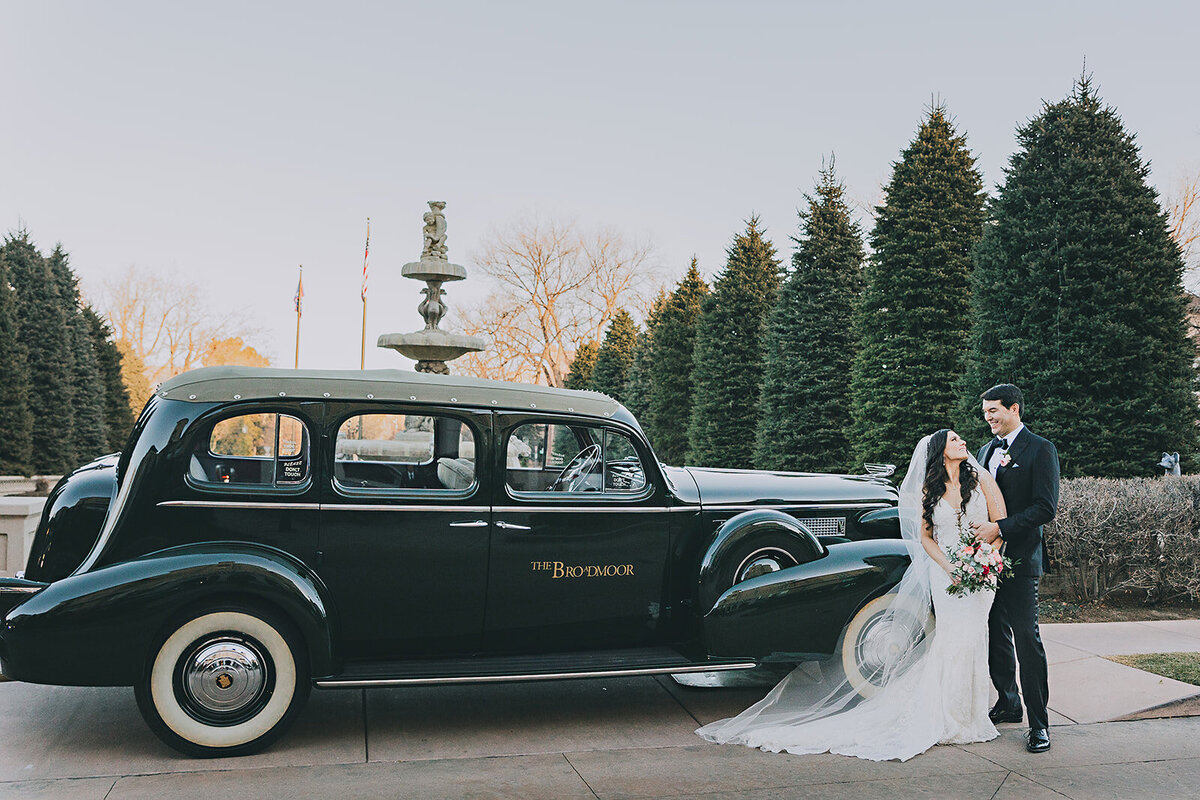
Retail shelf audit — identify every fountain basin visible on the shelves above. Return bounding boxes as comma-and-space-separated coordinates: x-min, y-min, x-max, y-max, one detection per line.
401, 258, 467, 283
378, 329, 485, 362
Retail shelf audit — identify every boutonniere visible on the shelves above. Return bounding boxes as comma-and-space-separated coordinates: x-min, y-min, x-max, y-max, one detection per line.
999, 452, 1013, 467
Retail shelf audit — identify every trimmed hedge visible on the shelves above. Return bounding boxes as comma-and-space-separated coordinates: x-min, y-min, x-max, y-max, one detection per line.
1045, 475, 1200, 603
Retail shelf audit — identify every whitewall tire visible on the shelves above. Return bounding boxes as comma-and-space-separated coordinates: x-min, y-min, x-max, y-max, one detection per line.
135, 607, 310, 757
841, 592, 932, 699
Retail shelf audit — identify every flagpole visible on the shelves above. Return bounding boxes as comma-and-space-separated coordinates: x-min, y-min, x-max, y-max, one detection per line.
360, 218, 370, 370
294, 265, 303, 369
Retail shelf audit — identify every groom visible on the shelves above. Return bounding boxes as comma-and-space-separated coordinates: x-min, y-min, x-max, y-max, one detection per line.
969, 384, 1059, 754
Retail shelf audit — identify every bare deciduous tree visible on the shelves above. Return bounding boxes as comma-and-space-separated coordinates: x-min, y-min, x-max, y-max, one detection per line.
457, 218, 657, 386
95, 267, 264, 388
1168, 171, 1200, 293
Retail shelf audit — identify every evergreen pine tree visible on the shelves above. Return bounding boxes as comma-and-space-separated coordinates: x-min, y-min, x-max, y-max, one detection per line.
0, 250, 33, 475
622, 292, 667, 429
84, 305, 134, 451
961, 77, 1198, 477
688, 218, 782, 468
590, 309, 639, 400
48, 245, 107, 463
2, 231, 78, 474
649, 258, 708, 465
564, 341, 599, 390
848, 106, 986, 470
756, 162, 866, 473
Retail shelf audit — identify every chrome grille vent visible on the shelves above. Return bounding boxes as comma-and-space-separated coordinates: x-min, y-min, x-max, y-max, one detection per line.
795, 517, 846, 537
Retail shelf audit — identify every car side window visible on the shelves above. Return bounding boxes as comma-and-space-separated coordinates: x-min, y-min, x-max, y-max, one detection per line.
506, 422, 645, 495
604, 429, 647, 493
334, 413, 476, 492
192, 412, 310, 487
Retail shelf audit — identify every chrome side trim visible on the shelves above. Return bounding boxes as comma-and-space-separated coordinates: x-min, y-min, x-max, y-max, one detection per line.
314, 661, 758, 689
323, 504, 491, 513
154, 501, 888, 514
700, 503, 891, 512
157, 500, 321, 511
0, 586, 43, 595
156, 501, 491, 513
492, 505, 668, 514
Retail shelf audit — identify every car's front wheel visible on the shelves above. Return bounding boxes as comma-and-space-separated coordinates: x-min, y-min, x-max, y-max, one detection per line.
135, 605, 310, 757
841, 592, 932, 699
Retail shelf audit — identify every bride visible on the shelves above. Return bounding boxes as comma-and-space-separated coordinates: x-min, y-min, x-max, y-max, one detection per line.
697, 429, 1008, 761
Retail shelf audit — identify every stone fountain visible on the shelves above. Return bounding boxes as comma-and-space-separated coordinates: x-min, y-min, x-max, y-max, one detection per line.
377, 201, 484, 374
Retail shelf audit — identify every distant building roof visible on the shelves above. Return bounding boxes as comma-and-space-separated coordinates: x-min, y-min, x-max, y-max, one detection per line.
157, 366, 632, 422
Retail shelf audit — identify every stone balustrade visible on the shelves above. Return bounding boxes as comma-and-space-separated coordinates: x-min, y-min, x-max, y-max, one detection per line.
0, 498, 46, 578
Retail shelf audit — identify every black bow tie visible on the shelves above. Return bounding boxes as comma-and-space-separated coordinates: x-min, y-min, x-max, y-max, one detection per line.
992, 436, 1009, 451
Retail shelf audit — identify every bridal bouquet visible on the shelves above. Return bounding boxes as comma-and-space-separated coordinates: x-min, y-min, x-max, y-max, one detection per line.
945, 524, 1013, 596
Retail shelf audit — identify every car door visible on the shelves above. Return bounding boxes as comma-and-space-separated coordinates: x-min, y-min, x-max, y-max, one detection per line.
484, 413, 671, 653
317, 404, 492, 659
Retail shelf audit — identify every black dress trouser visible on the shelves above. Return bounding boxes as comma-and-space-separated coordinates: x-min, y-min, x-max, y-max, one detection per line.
988, 575, 1049, 730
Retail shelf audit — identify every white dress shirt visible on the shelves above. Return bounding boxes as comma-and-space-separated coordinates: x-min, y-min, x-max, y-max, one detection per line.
987, 423, 1025, 476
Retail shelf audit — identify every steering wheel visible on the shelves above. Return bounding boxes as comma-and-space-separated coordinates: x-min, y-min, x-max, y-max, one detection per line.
548, 444, 602, 492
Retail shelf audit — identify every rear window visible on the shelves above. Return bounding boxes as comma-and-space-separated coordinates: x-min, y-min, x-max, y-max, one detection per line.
190, 413, 310, 487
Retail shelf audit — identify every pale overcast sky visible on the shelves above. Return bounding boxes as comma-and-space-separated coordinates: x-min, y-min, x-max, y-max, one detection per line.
4, 1, 1198, 371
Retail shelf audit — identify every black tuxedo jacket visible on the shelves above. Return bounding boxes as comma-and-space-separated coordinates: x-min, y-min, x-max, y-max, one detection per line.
976, 428, 1060, 577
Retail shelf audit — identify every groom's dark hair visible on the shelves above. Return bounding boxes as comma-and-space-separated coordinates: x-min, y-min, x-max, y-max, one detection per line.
981, 384, 1024, 414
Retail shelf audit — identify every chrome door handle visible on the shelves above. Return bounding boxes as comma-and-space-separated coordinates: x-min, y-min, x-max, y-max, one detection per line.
495, 520, 531, 531
449, 520, 489, 528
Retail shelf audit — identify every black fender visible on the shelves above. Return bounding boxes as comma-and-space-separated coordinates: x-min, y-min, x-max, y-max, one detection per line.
24, 455, 118, 582
1, 543, 336, 686
702, 538, 911, 662
850, 506, 900, 540
697, 509, 826, 613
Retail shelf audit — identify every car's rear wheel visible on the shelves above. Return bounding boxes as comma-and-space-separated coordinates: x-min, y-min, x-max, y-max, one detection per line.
841, 592, 932, 698
135, 605, 310, 757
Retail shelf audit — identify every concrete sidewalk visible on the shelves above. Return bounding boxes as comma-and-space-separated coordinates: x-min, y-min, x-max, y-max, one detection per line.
0, 621, 1196, 799
1041, 619, 1200, 723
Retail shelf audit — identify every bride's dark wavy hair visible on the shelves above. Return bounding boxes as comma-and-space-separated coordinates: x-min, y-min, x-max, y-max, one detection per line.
921, 428, 978, 533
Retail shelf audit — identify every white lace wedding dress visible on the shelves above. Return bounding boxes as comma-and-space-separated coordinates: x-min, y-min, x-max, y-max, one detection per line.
697, 486, 998, 762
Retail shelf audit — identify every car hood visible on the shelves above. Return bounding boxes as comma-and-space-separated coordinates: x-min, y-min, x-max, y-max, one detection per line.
681, 466, 896, 508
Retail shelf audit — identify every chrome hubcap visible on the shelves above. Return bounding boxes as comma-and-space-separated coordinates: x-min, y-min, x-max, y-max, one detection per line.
183, 638, 267, 716
735, 548, 798, 583
855, 613, 924, 686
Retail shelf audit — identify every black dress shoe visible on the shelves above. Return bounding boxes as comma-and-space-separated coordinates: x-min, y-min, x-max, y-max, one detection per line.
989, 704, 1022, 724
1026, 727, 1051, 753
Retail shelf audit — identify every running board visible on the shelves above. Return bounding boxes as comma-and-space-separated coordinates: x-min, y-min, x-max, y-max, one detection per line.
315, 647, 757, 689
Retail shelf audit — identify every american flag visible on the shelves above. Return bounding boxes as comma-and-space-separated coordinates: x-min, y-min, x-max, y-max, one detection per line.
361, 218, 370, 301
294, 268, 304, 316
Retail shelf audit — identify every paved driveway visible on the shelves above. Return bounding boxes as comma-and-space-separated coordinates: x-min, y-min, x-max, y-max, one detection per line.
2, 673, 1199, 799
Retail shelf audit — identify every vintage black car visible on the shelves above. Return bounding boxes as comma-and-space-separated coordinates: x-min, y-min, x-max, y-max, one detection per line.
0, 367, 907, 757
